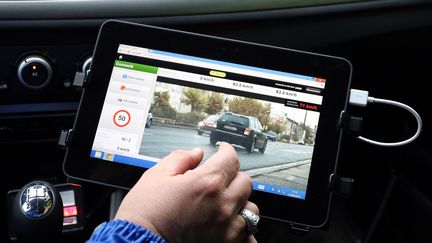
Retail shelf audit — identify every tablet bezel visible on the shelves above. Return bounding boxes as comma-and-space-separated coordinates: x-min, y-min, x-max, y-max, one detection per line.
63, 20, 352, 227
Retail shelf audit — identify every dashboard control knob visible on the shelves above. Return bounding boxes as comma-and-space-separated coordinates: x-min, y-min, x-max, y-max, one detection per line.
81, 57, 92, 74
19, 183, 55, 218
17, 55, 53, 90
12, 181, 63, 242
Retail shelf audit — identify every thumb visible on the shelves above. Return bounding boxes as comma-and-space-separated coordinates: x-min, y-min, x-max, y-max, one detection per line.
153, 148, 204, 176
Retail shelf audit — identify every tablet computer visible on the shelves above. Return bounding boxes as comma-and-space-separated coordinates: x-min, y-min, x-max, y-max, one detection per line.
63, 20, 352, 227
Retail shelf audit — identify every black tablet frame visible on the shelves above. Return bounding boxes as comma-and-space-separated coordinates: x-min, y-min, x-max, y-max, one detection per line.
63, 20, 352, 227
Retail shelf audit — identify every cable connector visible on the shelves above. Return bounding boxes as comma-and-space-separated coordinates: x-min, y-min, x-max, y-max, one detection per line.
338, 111, 362, 136
349, 89, 369, 107
348, 89, 422, 147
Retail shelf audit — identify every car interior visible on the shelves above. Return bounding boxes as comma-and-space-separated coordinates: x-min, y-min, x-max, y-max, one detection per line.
1, 0, 432, 242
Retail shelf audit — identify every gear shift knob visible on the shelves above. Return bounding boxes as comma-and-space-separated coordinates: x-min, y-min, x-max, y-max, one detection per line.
12, 181, 63, 242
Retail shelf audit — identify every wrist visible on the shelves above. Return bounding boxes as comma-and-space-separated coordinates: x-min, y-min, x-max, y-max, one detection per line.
88, 220, 166, 243
115, 211, 163, 239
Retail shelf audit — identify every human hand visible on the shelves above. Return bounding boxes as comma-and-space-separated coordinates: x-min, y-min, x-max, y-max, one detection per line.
115, 142, 259, 243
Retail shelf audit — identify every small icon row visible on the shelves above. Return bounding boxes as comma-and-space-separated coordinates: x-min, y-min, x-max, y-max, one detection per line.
94, 151, 114, 161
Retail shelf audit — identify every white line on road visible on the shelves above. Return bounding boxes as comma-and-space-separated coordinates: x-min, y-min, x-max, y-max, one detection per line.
243, 159, 311, 177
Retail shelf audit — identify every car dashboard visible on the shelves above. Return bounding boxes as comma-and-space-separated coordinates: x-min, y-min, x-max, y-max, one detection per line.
1, 0, 432, 242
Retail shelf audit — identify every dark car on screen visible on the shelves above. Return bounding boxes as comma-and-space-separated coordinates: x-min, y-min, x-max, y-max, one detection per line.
265, 131, 277, 142
210, 113, 267, 153
197, 114, 220, 135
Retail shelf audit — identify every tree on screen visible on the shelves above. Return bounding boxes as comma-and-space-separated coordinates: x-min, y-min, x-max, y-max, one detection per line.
228, 97, 271, 125
258, 103, 272, 129
266, 122, 284, 134
181, 88, 208, 112
205, 92, 225, 115
151, 91, 177, 119
153, 91, 171, 107
299, 123, 314, 144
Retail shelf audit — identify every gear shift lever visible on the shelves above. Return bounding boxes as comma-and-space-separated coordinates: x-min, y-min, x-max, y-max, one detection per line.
11, 181, 63, 242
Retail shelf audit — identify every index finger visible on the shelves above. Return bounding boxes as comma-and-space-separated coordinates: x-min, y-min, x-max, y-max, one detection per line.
195, 142, 240, 186
151, 148, 204, 176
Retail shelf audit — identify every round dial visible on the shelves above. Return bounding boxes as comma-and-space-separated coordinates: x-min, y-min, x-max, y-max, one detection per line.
17, 56, 53, 90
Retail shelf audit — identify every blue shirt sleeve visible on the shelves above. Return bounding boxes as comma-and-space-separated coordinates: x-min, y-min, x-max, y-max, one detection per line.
87, 220, 167, 243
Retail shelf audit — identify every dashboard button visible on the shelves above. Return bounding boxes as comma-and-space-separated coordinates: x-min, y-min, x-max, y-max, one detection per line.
0, 82, 8, 90
17, 56, 53, 90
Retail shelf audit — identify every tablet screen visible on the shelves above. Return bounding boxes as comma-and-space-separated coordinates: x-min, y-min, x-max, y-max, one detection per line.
90, 44, 326, 200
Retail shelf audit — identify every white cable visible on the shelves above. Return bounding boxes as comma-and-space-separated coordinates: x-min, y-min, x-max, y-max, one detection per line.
349, 89, 423, 147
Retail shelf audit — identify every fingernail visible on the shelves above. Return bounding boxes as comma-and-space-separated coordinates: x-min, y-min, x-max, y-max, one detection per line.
218, 142, 229, 148
192, 148, 203, 153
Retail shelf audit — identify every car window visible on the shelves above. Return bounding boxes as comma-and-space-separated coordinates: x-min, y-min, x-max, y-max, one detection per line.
256, 119, 263, 130
208, 115, 219, 121
221, 114, 249, 126
249, 118, 254, 128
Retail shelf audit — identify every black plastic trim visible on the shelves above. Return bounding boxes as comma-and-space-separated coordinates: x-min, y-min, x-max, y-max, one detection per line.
0, 0, 431, 26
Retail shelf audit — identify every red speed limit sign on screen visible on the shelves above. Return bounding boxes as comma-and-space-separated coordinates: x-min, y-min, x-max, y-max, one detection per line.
113, 110, 131, 127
